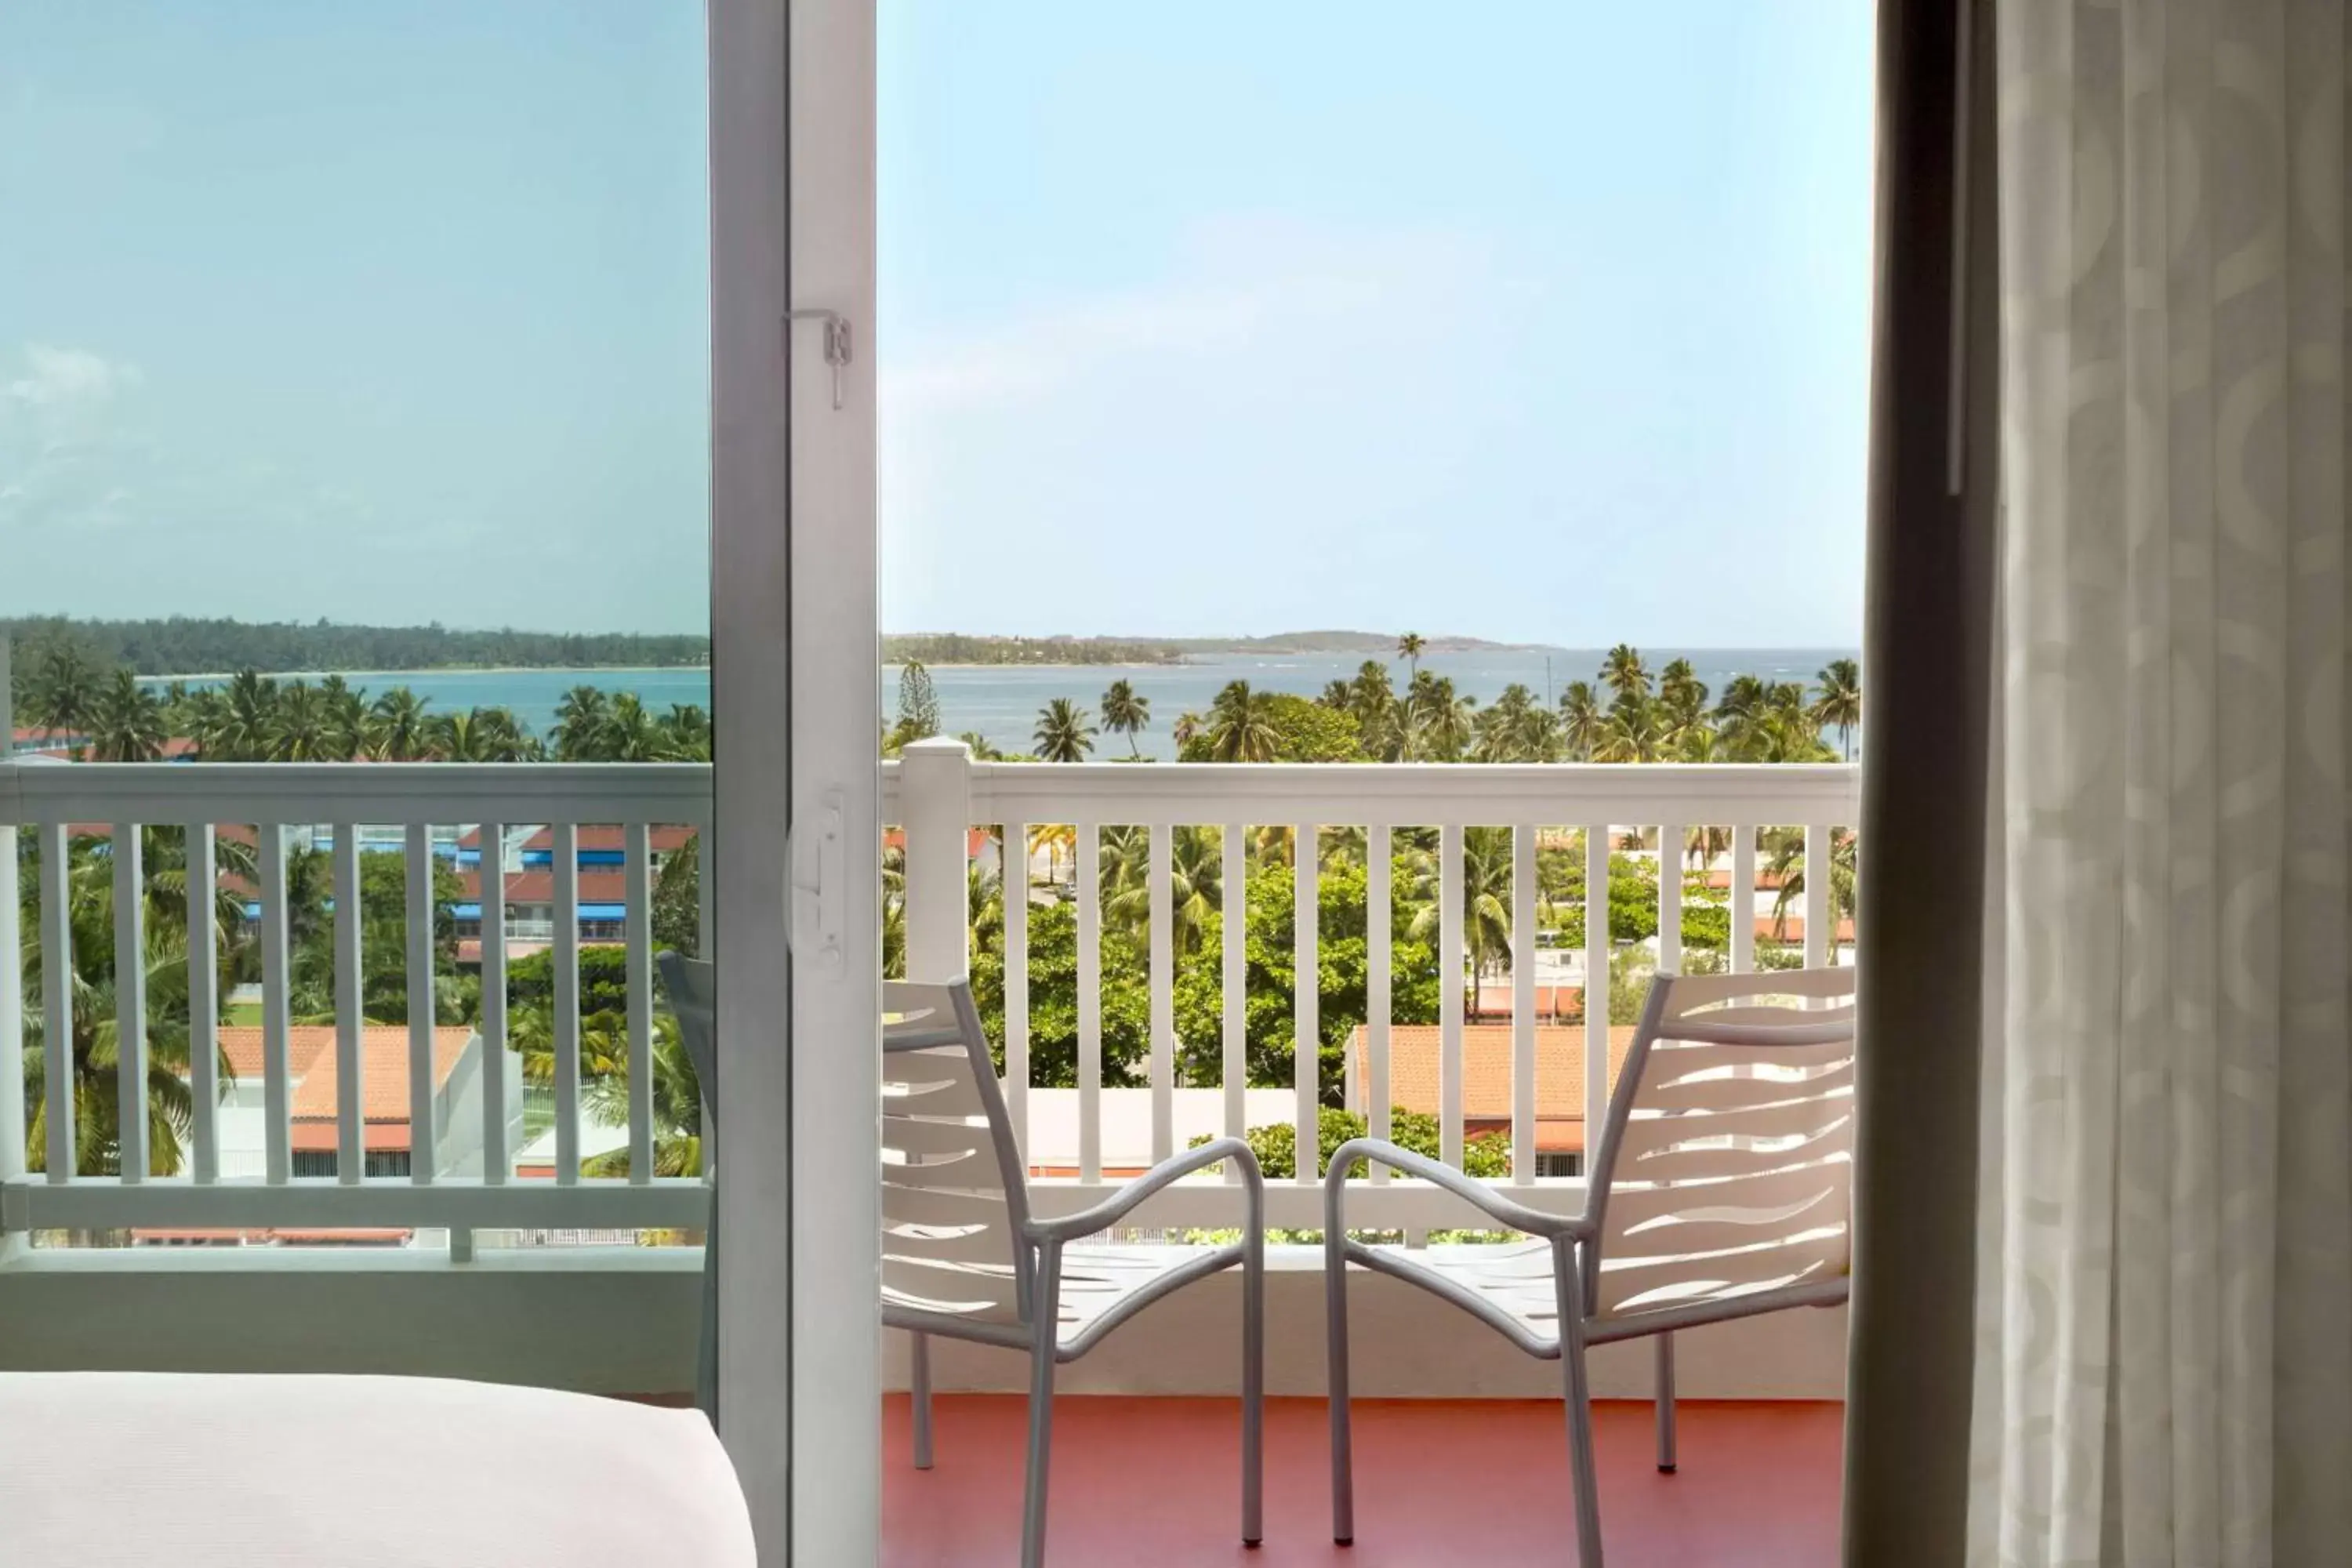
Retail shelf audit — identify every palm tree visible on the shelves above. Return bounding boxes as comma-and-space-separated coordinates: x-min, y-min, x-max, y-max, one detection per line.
430, 706, 528, 763
267, 682, 343, 761
213, 670, 279, 761
18, 826, 252, 1175
551, 685, 613, 760
1559, 681, 1605, 761
1033, 698, 1096, 763
87, 668, 168, 761
1722, 682, 1831, 764
1098, 824, 1223, 956
1100, 681, 1151, 759
1659, 657, 1707, 715
1763, 826, 1859, 946
1396, 632, 1428, 679
602, 693, 666, 762
21, 640, 104, 753
1684, 822, 1734, 869
1713, 674, 1769, 760
1760, 708, 1835, 763
1170, 711, 1203, 751
508, 1008, 707, 1178
967, 856, 1006, 953
1404, 826, 1513, 1019
1469, 686, 1520, 762
1204, 681, 1278, 763
1593, 695, 1665, 763
1343, 660, 1398, 755
1600, 643, 1652, 706
367, 686, 436, 760
1810, 658, 1862, 760
1405, 673, 1475, 761
1026, 823, 1077, 891
1657, 659, 1711, 753
579, 1017, 710, 1178
159, 680, 193, 725
430, 709, 482, 762
318, 674, 368, 759
957, 731, 1004, 761
659, 703, 712, 762
1471, 683, 1559, 763
172, 687, 226, 758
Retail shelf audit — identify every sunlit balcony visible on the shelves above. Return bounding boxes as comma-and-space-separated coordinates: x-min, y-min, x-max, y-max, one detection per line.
2, 742, 1856, 1559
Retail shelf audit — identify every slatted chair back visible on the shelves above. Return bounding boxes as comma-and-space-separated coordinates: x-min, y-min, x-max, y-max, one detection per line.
656, 952, 718, 1168
652, 951, 722, 1422
1581, 967, 1858, 1324
881, 979, 1035, 1330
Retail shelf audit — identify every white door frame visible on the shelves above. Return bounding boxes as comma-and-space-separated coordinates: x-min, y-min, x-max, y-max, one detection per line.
710, 0, 878, 1560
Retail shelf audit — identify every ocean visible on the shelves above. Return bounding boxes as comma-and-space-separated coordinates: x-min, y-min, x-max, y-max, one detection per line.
159, 648, 1856, 760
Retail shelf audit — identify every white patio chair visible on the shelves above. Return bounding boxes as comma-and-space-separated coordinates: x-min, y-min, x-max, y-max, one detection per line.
659, 959, 1265, 1568
1323, 967, 1856, 1566
654, 952, 722, 1421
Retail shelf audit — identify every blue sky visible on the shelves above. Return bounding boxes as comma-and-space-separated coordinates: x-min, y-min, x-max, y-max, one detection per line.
2, 2, 1874, 647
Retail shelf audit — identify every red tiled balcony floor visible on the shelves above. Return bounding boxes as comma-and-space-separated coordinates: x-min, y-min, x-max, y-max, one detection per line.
883, 1394, 1842, 1566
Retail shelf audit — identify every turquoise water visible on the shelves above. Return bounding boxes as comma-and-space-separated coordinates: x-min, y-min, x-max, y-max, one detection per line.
163, 648, 1855, 760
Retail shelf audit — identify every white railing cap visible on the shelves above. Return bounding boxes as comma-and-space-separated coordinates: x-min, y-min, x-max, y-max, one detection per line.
2, 761, 713, 827
916, 759, 1858, 826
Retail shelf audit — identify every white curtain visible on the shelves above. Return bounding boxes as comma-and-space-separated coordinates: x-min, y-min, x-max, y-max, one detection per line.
1982, 3, 2352, 1564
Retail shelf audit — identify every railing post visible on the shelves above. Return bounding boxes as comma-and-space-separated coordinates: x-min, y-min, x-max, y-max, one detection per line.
899, 739, 974, 984
0, 633, 23, 1185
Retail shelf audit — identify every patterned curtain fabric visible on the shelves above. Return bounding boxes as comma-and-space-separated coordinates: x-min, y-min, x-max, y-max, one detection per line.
1981, 4, 2352, 1563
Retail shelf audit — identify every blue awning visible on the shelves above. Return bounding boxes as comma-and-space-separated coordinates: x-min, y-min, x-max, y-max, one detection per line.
245, 900, 336, 918
452, 903, 626, 923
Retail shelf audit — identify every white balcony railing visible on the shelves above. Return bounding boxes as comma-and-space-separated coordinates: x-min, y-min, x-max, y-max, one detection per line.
2, 745, 1857, 1247
0, 760, 713, 1240
886, 739, 1860, 1232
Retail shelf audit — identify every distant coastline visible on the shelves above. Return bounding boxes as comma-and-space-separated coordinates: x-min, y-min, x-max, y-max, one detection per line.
7, 614, 1857, 682
137, 663, 702, 684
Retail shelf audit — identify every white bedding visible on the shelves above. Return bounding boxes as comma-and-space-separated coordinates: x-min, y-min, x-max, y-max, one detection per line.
0, 1373, 757, 1568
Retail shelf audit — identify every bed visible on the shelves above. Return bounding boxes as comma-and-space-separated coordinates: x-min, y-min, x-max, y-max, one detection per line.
0, 1373, 757, 1567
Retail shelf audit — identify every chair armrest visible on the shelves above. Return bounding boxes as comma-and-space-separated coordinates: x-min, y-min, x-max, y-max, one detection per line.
1323, 1138, 1588, 1239
1026, 1138, 1264, 1244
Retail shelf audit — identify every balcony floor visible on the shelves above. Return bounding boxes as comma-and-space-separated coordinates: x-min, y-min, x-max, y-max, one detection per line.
883, 1394, 1842, 1566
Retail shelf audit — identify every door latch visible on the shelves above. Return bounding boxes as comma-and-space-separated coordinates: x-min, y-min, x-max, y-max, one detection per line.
784, 309, 853, 410
786, 788, 847, 975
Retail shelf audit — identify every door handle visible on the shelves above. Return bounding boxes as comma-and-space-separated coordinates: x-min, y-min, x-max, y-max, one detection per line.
786, 789, 846, 974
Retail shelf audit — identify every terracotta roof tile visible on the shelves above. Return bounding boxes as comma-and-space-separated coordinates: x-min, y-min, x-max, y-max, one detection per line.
288, 1026, 474, 1124
881, 826, 997, 857
462, 869, 632, 903
214, 1025, 338, 1084
1350, 1024, 1641, 1153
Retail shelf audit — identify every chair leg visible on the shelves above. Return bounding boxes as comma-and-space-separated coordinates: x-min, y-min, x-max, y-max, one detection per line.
1555, 1243, 1604, 1567
1325, 1232, 1355, 1544
1653, 1331, 1676, 1474
1022, 1247, 1062, 1568
910, 1330, 935, 1471
1242, 1220, 1265, 1547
